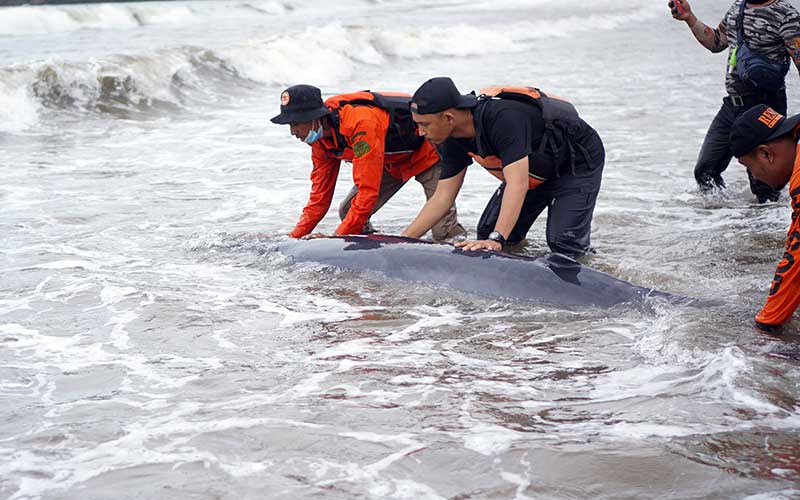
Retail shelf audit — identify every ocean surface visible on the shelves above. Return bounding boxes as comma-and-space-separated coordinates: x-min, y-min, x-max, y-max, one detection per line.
2, 0, 800, 498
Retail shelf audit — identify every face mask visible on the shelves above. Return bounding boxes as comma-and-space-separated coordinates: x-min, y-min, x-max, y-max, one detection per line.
303, 120, 323, 144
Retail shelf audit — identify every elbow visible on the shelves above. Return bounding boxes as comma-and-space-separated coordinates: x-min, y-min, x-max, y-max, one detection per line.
506, 180, 530, 195
428, 195, 451, 215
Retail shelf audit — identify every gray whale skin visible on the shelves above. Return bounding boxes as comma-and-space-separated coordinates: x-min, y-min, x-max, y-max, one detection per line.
276, 234, 675, 308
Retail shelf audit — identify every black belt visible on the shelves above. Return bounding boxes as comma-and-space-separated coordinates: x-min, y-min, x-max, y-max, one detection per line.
725, 89, 784, 107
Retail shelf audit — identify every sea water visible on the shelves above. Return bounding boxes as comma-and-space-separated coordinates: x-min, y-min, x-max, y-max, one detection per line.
1, 1, 799, 498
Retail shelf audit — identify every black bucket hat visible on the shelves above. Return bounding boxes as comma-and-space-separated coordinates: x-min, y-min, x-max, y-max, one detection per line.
730, 104, 800, 157
270, 84, 331, 125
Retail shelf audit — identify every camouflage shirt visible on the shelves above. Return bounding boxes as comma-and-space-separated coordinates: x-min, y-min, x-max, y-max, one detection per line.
721, 0, 800, 95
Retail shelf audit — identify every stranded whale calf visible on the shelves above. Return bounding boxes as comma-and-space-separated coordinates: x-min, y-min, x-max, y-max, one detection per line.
275, 235, 679, 308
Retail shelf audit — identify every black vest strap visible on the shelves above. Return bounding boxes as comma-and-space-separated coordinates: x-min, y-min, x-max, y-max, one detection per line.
475, 92, 591, 178
328, 111, 349, 158
736, 0, 747, 47
327, 92, 424, 158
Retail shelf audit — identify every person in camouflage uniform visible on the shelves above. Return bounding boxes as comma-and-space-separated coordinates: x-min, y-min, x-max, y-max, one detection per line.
670, 0, 800, 202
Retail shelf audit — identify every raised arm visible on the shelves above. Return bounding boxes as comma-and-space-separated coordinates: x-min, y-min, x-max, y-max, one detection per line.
670, 0, 728, 53
780, 8, 800, 79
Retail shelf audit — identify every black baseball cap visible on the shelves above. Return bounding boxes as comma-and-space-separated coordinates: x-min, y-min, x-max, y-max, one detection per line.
410, 77, 478, 115
730, 104, 800, 157
270, 84, 331, 125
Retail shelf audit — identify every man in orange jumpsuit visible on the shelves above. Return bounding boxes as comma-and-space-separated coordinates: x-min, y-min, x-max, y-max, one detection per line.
271, 84, 464, 240
731, 104, 800, 331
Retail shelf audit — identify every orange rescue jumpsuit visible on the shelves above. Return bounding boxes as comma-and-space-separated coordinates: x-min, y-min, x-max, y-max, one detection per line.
756, 127, 800, 326
289, 92, 439, 238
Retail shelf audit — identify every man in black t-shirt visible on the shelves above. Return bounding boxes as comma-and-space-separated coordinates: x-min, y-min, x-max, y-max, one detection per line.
401, 77, 605, 257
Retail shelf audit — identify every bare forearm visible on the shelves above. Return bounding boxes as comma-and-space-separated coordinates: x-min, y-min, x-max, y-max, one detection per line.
402, 195, 452, 238
687, 15, 728, 53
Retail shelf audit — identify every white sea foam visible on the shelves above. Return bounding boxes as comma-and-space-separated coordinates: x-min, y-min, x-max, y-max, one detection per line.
338, 432, 424, 475
30, 259, 101, 271
589, 363, 699, 402
386, 480, 446, 500
98, 285, 138, 306
0, 0, 654, 38
0, 298, 32, 316
0, 2, 191, 36
0, 0, 663, 124
499, 471, 536, 500
256, 289, 378, 325
220, 24, 380, 87
315, 337, 376, 359
509, 8, 659, 41
105, 310, 138, 351
744, 490, 800, 500
601, 421, 700, 439
701, 346, 783, 414
1, 323, 87, 361
289, 372, 331, 399
374, 8, 658, 60
0, 82, 39, 133
0, 323, 38, 337
373, 24, 519, 59
0, 1, 292, 36
386, 305, 464, 343
462, 422, 524, 456
42, 282, 95, 303
389, 374, 437, 385
3, 413, 282, 500
211, 328, 238, 349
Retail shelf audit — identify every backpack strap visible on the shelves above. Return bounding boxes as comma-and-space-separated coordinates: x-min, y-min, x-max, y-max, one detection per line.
476, 87, 595, 178
325, 92, 383, 157
367, 93, 401, 149
327, 109, 349, 157
736, 0, 747, 48
327, 92, 422, 156
472, 98, 496, 159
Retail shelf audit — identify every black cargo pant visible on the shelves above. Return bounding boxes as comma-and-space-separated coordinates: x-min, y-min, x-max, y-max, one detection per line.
477, 142, 605, 257
694, 89, 787, 202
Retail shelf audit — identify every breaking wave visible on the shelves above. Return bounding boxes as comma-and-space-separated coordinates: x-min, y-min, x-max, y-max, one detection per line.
0, 2, 659, 132
0, 1, 289, 36
0, 47, 245, 128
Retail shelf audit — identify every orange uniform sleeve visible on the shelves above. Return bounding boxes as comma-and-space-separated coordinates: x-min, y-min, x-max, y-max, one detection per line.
755, 178, 800, 326
335, 107, 388, 235
289, 143, 341, 238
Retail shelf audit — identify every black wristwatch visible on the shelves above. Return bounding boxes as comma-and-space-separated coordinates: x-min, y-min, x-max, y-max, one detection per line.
487, 231, 506, 246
